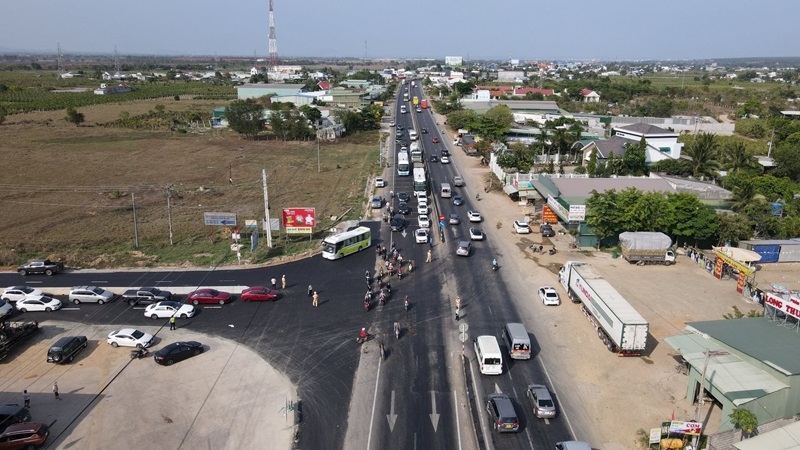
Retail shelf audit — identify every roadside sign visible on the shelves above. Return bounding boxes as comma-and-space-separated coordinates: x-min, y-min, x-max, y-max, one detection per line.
283, 208, 316, 235
439, 221, 445, 228
439, 215, 445, 222
204, 212, 237, 226
244, 220, 258, 230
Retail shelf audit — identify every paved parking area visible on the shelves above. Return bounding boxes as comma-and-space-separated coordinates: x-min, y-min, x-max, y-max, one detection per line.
1, 322, 296, 450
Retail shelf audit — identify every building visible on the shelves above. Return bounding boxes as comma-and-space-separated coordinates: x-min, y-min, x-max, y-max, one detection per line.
340, 79, 372, 89
581, 89, 600, 102
580, 123, 683, 165
666, 315, 800, 433
511, 87, 554, 97
461, 99, 562, 116
93, 83, 132, 95
236, 83, 306, 100
319, 88, 365, 109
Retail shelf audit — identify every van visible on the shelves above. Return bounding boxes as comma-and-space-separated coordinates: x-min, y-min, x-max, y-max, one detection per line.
486, 393, 519, 433
502, 323, 531, 360
473, 335, 503, 375
555, 441, 592, 450
440, 183, 452, 198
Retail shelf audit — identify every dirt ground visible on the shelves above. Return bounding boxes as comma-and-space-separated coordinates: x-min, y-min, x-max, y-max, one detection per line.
0, 100, 379, 268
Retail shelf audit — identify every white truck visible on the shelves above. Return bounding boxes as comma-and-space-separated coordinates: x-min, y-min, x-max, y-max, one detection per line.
619, 232, 676, 265
558, 261, 649, 355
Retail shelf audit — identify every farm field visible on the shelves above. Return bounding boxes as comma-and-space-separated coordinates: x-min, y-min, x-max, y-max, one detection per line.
0, 99, 379, 269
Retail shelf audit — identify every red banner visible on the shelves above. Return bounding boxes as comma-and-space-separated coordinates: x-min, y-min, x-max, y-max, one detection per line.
282, 208, 316, 234
542, 205, 558, 224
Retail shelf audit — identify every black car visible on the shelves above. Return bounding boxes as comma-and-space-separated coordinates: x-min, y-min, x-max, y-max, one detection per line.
541, 224, 555, 237
397, 124, 404, 130
421, 128, 428, 134
430, 154, 439, 162
398, 202, 410, 215
397, 192, 410, 203
47, 336, 88, 364
153, 341, 204, 366
441, 149, 450, 157
0, 404, 31, 432
390, 214, 405, 232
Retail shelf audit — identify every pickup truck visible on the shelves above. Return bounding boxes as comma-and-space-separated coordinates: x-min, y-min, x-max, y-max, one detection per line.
121, 287, 173, 306
17, 259, 64, 276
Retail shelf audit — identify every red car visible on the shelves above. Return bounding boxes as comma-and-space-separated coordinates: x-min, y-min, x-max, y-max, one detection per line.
187, 288, 232, 305
241, 286, 279, 302
432, 137, 439, 143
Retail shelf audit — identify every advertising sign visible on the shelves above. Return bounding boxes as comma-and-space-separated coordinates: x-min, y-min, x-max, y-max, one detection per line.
445, 56, 463, 67
668, 420, 702, 436
282, 208, 316, 235
765, 293, 800, 321
204, 212, 237, 226
542, 205, 558, 224
568, 205, 586, 222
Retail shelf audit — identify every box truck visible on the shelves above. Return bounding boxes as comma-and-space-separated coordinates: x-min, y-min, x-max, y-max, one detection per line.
619, 232, 676, 265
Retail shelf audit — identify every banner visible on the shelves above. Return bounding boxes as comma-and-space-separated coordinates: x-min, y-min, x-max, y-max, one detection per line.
669, 420, 702, 436
282, 208, 315, 235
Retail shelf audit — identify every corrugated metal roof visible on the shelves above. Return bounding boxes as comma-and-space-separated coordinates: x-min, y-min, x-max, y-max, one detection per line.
614, 123, 676, 135
740, 240, 800, 246
733, 420, 800, 450
688, 318, 800, 375
551, 177, 676, 199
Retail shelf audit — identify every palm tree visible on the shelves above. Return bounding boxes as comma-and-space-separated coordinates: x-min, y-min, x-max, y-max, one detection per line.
684, 133, 721, 179
730, 181, 756, 212
723, 141, 757, 173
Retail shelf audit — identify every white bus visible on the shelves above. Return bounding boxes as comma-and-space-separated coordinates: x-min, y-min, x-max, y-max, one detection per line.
397, 151, 410, 176
474, 335, 503, 375
409, 130, 418, 141
321, 226, 372, 260
400, 105, 407, 114
413, 168, 427, 196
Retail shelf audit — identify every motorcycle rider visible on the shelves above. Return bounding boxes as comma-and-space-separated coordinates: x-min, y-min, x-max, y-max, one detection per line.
492, 258, 498, 270
359, 328, 367, 343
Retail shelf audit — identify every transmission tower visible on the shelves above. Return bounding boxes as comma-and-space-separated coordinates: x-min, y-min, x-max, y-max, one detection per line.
57, 43, 64, 77
268, 0, 279, 72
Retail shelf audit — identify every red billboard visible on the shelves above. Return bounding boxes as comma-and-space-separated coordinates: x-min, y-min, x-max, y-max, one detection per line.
282, 208, 316, 234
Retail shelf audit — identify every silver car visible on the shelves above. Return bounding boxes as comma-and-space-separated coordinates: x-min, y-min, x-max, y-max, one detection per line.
69, 286, 115, 304
453, 176, 464, 187
449, 213, 460, 225
526, 384, 557, 418
371, 196, 383, 209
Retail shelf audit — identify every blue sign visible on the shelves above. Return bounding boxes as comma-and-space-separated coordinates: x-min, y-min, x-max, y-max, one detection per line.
439, 221, 446, 228
204, 212, 237, 226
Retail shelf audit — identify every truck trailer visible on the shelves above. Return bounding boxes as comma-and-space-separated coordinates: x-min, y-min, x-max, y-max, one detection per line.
619, 232, 675, 265
558, 261, 649, 355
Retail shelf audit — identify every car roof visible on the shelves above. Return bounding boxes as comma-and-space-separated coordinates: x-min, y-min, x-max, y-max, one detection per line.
541, 287, 557, 292
1, 422, 43, 435
113, 328, 139, 335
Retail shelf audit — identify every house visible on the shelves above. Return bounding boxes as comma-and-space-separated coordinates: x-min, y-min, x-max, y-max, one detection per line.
93, 83, 132, 95
317, 81, 331, 91
581, 123, 683, 164
511, 87, 554, 97
581, 89, 600, 102
340, 79, 372, 89
236, 83, 307, 100
319, 88, 365, 109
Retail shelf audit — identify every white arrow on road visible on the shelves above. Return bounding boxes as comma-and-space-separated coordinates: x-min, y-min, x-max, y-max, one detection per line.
429, 391, 440, 432
401, 229, 407, 238
387, 390, 398, 431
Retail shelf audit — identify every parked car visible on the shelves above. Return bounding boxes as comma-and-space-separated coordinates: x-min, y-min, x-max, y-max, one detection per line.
469, 227, 484, 241
371, 196, 383, 209
47, 336, 88, 364
0, 405, 31, 438
417, 215, 431, 228
1, 286, 43, 303
513, 220, 531, 234
241, 286, 279, 302
107, 328, 154, 348
449, 213, 460, 225
417, 203, 429, 215
453, 176, 464, 187
144, 301, 196, 320
397, 192, 410, 202
538, 287, 561, 306
441, 156, 450, 164
16, 296, 61, 313
0, 300, 12, 320
453, 195, 464, 206
432, 137, 439, 143
187, 289, 232, 305
375, 177, 385, 188
541, 223, 555, 237
467, 210, 482, 222
153, 341, 204, 366
486, 393, 520, 433
0, 422, 49, 449
415, 228, 429, 244
69, 286, 115, 304
526, 384, 557, 418
389, 121, 395, 127
417, 192, 428, 204
456, 241, 472, 257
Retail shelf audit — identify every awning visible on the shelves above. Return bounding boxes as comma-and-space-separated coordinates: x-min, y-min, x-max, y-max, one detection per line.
503, 185, 519, 195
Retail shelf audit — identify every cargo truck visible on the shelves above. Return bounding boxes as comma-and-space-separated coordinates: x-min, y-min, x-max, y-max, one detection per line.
619, 232, 676, 265
421, 99, 428, 109
413, 96, 419, 106
558, 261, 649, 355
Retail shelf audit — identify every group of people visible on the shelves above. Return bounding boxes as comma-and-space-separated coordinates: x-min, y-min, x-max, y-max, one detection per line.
686, 246, 714, 273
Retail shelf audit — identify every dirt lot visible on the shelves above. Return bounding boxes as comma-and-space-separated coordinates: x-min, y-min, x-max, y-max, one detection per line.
0, 100, 379, 268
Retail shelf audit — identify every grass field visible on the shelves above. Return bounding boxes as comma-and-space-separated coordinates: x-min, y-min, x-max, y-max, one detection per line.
0, 99, 379, 269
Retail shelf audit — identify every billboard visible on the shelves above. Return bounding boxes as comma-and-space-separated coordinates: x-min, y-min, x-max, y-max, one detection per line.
282, 208, 316, 235
203, 212, 237, 226
445, 56, 463, 67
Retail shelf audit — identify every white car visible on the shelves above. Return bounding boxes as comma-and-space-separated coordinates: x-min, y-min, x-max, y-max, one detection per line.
469, 227, 484, 241
538, 287, 561, 306
0, 300, 12, 320
16, 296, 62, 313
453, 176, 464, 187
69, 286, 115, 304
441, 156, 451, 164
417, 203, 429, 215
513, 220, 531, 234
467, 210, 482, 222
418, 215, 431, 228
107, 328, 154, 348
2, 286, 43, 303
415, 228, 430, 244
416, 192, 428, 204
376, 177, 385, 188
144, 301, 196, 320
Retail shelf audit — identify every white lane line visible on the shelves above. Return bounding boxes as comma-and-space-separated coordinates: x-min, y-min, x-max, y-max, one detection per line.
453, 390, 462, 450
366, 351, 383, 450
60, 307, 80, 311
203, 306, 223, 309
90, 280, 108, 284
24, 281, 43, 284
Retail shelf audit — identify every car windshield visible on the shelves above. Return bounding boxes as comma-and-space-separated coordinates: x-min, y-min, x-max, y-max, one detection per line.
92, 287, 104, 294
131, 330, 144, 339
21, 287, 34, 294
539, 398, 555, 408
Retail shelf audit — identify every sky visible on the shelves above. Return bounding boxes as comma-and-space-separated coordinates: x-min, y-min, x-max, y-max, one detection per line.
1, 0, 798, 61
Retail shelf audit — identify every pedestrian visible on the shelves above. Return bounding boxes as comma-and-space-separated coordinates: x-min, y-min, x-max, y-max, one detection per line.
271, 277, 277, 290
397, 254, 403, 264
53, 382, 60, 400
282, 275, 286, 290
428, 235, 433, 248
426, 249, 432, 263
308, 285, 313, 297
169, 316, 176, 330
456, 296, 461, 310
312, 291, 319, 308
538, 245, 543, 253
23, 390, 30, 408
455, 306, 460, 321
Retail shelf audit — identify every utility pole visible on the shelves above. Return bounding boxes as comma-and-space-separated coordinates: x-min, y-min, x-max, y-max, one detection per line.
132, 193, 139, 249
262, 169, 273, 248
317, 137, 321, 173
166, 185, 174, 245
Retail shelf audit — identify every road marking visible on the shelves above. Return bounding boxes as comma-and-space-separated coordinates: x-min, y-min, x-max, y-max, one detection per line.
203, 306, 222, 309
90, 280, 108, 284
429, 391, 439, 432
366, 351, 383, 450
218, 280, 236, 282
61, 307, 80, 311
386, 390, 398, 432
24, 281, 43, 284
453, 390, 462, 450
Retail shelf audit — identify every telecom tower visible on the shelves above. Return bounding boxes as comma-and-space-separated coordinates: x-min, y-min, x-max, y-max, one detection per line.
268, 0, 278, 72
56, 43, 64, 77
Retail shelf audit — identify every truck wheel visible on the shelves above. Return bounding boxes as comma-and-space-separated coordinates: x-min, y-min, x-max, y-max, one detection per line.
597, 329, 604, 340
18, 270, 27, 276
45, 269, 54, 276
607, 342, 616, 352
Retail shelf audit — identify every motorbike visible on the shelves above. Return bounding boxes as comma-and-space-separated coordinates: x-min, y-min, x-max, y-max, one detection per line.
357, 331, 368, 344
475, 193, 480, 201
548, 247, 557, 255
364, 298, 370, 311
130, 348, 150, 359
492, 260, 498, 271
404, 296, 410, 311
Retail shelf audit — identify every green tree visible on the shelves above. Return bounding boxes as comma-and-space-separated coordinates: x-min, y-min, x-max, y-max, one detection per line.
651, 159, 690, 176
729, 408, 758, 439
64, 106, 85, 127
446, 110, 478, 131
716, 213, 753, 246
772, 132, 800, 181
586, 189, 625, 245
484, 104, 514, 128
663, 192, 719, 245
587, 148, 597, 177
684, 133, 721, 179
298, 105, 322, 124
623, 137, 649, 176
722, 140, 758, 173
736, 99, 764, 118
751, 175, 797, 202
730, 181, 756, 212
225, 98, 265, 139
451, 81, 476, 98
